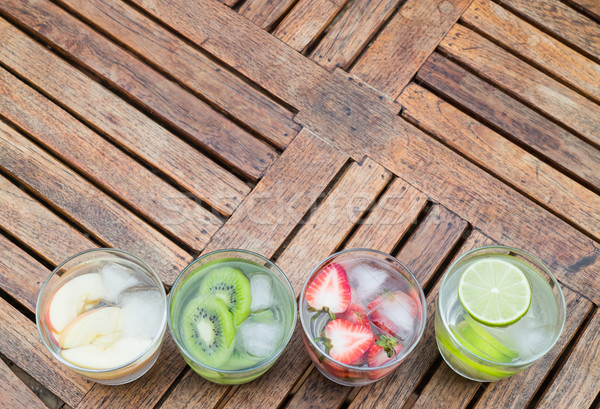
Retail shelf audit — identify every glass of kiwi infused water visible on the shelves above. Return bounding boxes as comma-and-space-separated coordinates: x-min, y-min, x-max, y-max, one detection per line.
168, 249, 297, 384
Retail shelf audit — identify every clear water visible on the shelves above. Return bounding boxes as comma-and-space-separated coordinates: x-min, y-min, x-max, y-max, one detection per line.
302, 257, 423, 368
171, 259, 293, 370
440, 254, 560, 363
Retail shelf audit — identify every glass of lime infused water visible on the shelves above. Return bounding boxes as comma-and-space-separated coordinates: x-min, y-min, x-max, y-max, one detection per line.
168, 249, 297, 384
435, 246, 566, 382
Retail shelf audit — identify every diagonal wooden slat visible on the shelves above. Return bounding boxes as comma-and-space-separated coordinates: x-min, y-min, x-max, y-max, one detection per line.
0, 0, 277, 181
239, 0, 296, 30
57, 0, 300, 149
0, 66, 222, 252
0, 359, 46, 409
350, 0, 474, 98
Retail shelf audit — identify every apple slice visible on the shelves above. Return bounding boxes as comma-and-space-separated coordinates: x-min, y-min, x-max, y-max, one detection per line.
59, 307, 121, 349
61, 337, 152, 369
46, 273, 105, 333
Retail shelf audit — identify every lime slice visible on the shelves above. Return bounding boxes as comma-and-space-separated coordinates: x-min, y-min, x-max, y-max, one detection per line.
463, 314, 518, 359
458, 258, 531, 326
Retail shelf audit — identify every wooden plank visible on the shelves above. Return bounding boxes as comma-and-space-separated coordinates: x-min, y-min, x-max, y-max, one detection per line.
348, 231, 495, 409
413, 287, 592, 409
0, 17, 249, 216
239, 0, 295, 30
0, 359, 46, 409
350, 0, 473, 98
0, 297, 93, 406
345, 178, 428, 252
58, 0, 299, 150
416, 53, 600, 191
0, 174, 96, 267
399, 83, 600, 240
535, 309, 600, 409
285, 368, 349, 409
0, 121, 191, 284
0, 234, 56, 312
0, 67, 221, 253
500, 0, 600, 61
563, 0, 600, 21
81, 129, 349, 408
461, 0, 600, 102
273, 0, 344, 52
0, 0, 277, 182
275, 158, 392, 294
133, 0, 600, 304
309, 0, 402, 71
438, 24, 600, 145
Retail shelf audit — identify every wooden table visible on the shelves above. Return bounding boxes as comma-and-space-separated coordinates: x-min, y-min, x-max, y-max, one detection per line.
1, 0, 599, 408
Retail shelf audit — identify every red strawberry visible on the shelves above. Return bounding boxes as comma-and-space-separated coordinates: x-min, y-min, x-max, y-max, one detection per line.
338, 297, 370, 328
367, 334, 403, 367
322, 319, 373, 365
368, 291, 418, 339
306, 263, 351, 319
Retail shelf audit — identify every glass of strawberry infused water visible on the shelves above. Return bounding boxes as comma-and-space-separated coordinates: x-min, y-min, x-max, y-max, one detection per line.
36, 249, 167, 384
299, 249, 427, 386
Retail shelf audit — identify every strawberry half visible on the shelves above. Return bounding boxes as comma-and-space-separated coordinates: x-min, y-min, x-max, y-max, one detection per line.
322, 319, 373, 365
306, 263, 351, 319
368, 291, 418, 339
338, 292, 370, 328
367, 334, 403, 367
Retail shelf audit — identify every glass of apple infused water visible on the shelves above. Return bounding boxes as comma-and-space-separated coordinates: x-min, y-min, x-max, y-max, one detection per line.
37, 249, 167, 385
168, 249, 297, 385
435, 246, 566, 382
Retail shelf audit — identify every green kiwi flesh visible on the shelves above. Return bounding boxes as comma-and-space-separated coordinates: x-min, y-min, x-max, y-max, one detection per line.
198, 267, 251, 326
181, 296, 236, 367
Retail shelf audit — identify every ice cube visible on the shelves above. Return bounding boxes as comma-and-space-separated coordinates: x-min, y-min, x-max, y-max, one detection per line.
347, 262, 389, 304
368, 291, 417, 341
236, 317, 283, 358
100, 262, 140, 303
119, 289, 165, 339
250, 274, 273, 312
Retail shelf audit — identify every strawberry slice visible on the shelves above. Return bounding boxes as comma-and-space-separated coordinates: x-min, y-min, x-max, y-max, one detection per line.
368, 291, 418, 339
306, 263, 351, 319
321, 319, 373, 365
338, 291, 370, 328
367, 334, 403, 367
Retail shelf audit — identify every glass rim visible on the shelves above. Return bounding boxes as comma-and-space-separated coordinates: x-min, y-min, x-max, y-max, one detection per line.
36, 248, 168, 374
438, 245, 567, 367
299, 248, 428, 372
167, 248, 298, 374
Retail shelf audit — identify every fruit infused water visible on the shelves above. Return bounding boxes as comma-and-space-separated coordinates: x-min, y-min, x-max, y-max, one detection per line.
37, 249, 167, 385
169, 250, 296, 384
299, 249, 427, 386
435, 246, 566, 382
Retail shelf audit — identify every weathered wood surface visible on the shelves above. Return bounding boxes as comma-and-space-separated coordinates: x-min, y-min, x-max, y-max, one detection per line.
0, 358, 47, 409
1, 0, 599, 407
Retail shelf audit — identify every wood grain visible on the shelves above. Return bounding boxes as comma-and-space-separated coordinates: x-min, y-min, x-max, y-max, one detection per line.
0, 350, 49, 409
350, 0, 473, 98
57, 0, 299, 150
0, 296, 93, 407
0, 66, 222, 252
348, 231, 495, 409
310, 0, 403, 71
399, 83, 600, 240
0, 234, 55, 312
462, 0, 600, 101
563, 0, 600, 21
0, 121, 191, 284
345, 178, 428, 252
273, 0, 344, 52
416, 53, 600, 191
535, 308, 600, 409
239, 0, 296, 30
500, 0, 600, 61
0, 0, 277, 181
0, 174, 96, 267
438, 24, 600, 144
0, 17, 249, 216
413, 286, 592, 409
132, 0, 600, 304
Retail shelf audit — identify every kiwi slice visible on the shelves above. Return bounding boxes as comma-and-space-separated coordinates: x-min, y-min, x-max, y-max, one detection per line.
199, 267, 251, 326
181, 296, 236, 367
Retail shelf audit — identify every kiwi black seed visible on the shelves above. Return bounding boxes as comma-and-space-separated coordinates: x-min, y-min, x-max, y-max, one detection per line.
181, 296, 235, 367
198, 267, 251, 326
